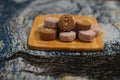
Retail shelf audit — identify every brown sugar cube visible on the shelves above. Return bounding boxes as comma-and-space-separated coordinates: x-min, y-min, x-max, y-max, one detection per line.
39, 28, 56, 41
58, 14, 75, 31
76, 20, 91, 30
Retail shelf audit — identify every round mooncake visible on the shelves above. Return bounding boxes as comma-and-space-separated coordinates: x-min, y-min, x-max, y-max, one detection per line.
39, 28, 56, 41
59, 31, 76, 42
58, 14, 75, 31
44, 17, 59, 29
76, 20, 91, 30
91, 25, 100, 36
78, 30, 96, 42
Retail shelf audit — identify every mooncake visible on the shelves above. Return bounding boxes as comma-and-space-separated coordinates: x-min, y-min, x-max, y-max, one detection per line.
78, 30, 96, 42
59, 31, 76, 42
44, 17, 59, 29
58, 14, 75, 31
76, 20, 91, 30
91, 25, 100, 36
39, 28, 56, 41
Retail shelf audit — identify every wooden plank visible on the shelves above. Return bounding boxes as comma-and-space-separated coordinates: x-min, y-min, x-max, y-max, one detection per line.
28, 15, 104, 51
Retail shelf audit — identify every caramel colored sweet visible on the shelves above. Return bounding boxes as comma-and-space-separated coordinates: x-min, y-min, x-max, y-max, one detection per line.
58, 14, 75, 31
39, 28, 56, 41
76, 20, 91, 30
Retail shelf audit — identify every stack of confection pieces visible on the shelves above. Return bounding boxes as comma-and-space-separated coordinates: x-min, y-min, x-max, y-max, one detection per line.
38, 14, 100, 42
58, 14, 76, 42
39, 17, 59, 41
76, 20, 100, 42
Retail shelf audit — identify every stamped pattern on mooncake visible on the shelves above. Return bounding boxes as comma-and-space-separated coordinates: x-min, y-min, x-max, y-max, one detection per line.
58, 14, 75, 31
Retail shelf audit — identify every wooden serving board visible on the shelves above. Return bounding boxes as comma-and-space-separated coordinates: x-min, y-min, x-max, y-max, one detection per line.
28, 15, 104, 51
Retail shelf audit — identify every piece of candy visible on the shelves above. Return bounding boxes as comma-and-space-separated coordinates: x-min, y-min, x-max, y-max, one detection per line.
58, 14, 75, 31
59, 31, 76, 42
91, 25, 100, 36
39, 28, 56, 41
76, 20, 91, 30
44, 17, 59, 29
78, 30, 96, 42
